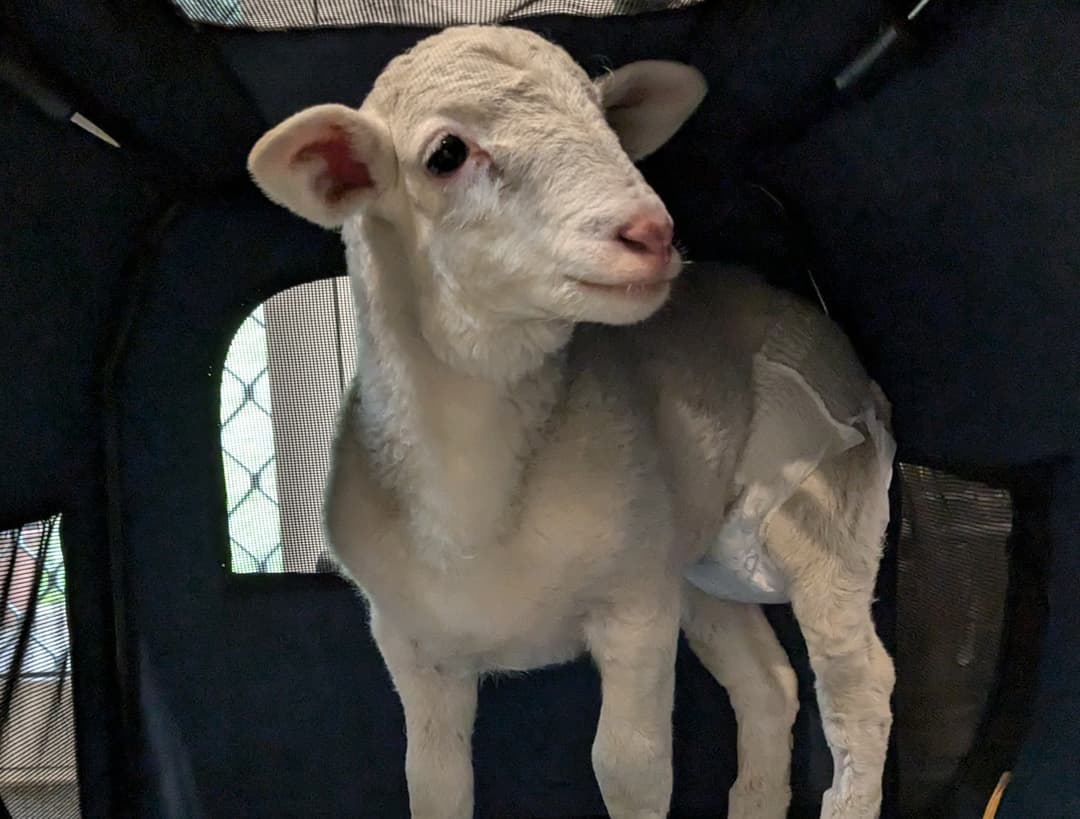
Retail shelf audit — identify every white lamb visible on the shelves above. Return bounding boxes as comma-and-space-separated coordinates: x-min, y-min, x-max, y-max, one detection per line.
247, 25, 896, 819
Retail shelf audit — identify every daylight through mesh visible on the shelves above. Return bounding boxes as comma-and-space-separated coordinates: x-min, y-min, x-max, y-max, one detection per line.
222, 277, 357, 573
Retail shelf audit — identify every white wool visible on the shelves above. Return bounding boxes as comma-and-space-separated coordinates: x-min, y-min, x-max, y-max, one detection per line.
249, 25, 896, 819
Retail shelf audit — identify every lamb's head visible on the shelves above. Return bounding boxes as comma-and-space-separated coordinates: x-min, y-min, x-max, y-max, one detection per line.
248, 26, 706, 331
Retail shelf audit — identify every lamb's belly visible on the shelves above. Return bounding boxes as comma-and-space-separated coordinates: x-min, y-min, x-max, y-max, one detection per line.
474, 632, 586, 674
383, 567, 589, 675
412, 607, 586, 676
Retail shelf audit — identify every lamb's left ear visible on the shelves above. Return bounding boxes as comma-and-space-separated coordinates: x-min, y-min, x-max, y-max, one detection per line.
596, 61, 707, 162
247, 103, 397, 229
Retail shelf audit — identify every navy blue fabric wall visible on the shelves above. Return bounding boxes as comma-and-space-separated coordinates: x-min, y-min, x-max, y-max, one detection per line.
1, 0, 1077, 816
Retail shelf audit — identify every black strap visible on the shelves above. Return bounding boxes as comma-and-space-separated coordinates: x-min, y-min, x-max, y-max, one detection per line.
735, 0, 948, 171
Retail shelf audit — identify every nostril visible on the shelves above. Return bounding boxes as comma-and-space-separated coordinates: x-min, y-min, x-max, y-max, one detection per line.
616, 213, 674, 259
617, 233, 651, 254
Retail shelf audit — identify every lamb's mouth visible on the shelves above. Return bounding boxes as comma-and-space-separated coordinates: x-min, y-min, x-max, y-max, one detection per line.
569, 278, 672, 297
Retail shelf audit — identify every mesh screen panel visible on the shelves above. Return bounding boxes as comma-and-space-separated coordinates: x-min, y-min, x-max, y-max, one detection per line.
895, 464, 1012, 815
0, 517, 80, 819
222, 277, 356, 573
170, 0, 704, 29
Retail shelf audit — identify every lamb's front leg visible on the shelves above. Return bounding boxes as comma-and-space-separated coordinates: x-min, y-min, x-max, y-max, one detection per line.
586, 591, 681, 819
372, 616, 478, 819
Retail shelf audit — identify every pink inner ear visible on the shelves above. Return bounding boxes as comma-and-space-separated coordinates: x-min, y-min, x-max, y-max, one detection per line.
293, 128, 373, 203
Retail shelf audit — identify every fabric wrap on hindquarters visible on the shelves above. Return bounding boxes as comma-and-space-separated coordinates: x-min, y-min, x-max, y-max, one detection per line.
684, 295, 897, 604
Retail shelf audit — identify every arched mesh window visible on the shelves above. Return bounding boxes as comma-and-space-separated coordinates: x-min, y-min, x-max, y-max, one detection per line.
221, 277, 357, 573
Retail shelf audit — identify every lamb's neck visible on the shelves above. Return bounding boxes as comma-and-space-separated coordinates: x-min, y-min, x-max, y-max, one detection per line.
345, 219, 569, 565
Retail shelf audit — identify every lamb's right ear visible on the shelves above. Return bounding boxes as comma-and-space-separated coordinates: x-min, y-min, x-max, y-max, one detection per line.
247, 104, 396, 229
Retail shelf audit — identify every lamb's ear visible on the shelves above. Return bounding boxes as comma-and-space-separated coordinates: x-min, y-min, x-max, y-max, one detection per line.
247, 103, 396, 229
596, 61, 707, 162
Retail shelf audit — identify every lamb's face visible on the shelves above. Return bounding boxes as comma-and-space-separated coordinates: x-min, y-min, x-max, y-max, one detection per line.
248, 26, 706, 327
368, 27, 682, 326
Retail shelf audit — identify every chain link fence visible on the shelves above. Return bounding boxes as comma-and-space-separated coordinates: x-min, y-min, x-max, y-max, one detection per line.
221, 279, 359, 574
220, 306, 284, 573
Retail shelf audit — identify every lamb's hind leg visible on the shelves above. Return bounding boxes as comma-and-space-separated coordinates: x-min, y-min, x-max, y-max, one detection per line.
765, 443, 895, 819
682, 585, 798, 819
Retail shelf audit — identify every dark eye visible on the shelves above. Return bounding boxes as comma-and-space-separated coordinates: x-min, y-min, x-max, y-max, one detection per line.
425, 135, 469, 176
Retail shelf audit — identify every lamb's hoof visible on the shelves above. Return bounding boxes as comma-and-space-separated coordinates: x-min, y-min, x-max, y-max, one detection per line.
819, 786, 882, 819
727, 782, 790, 819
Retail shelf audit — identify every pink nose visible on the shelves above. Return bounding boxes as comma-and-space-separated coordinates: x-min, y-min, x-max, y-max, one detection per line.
616, 211, 674, 264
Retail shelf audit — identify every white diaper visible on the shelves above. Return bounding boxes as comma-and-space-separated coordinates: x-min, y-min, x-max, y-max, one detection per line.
685, 300, 896, 605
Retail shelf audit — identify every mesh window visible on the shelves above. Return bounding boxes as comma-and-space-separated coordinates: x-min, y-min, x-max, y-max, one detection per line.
222, 277, 357, 573
895, 464, 1013, 815
0, 517, 80, 819
170, 0, 705, 30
